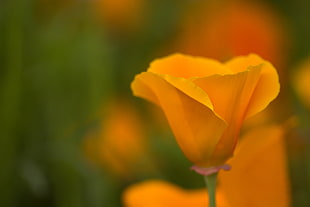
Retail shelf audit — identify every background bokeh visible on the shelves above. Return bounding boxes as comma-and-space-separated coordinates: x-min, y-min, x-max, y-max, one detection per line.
1, 0, 310, 206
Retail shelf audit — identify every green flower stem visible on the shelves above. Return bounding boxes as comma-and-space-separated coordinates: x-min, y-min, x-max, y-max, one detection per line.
204, 173, 218, 207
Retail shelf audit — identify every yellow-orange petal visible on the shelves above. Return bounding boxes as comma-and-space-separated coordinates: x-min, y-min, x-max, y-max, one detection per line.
192, 54, 279, 166
131, 72, 227, 166
148, 53, 232, 79
193, 65, 262, 124
193, 64, 263, 166
225, 54, 280, 119
218, 125, 290, 207
161, 74, 214, 110
122, 180, 230, 207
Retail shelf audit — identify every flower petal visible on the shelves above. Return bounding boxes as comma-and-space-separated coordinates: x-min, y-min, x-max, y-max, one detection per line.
225, 54, 266, 73
131, 72, 227, 166
192, 55, 280, 166
122, 180, 230, 207
148, 53, 232, 79
293, 58, 310, 109
218, 125, 290, 207
225, 54, 280, 118
161, 74, 214, 110
193, 66, 263, 165
122, 180, 207, 207
193, 67, 262, 124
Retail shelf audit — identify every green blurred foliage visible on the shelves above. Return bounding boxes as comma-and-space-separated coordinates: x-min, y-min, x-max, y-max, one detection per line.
1, 0, 310, 207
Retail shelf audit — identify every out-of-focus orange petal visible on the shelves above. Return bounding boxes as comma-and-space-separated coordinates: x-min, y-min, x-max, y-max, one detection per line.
83, 98, 149, 178
123, 180, 230, 207
94, 0, 145, 31
218, 125, 290, 207
148, 54, 232, 79
225, 54, 280, 118
131, 72, 227, 166
293, 58, 310, 109
174, 0, 287, 69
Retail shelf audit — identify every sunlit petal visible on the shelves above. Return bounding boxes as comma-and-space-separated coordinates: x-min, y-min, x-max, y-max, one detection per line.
148, 53, 232, 79
225, 54, 280, 118
193, 66, 262, 165
131, 72, 227, 166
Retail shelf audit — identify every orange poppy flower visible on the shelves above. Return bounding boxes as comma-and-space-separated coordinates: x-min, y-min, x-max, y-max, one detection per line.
122, 125, 290, 207
131, 53, 279, 169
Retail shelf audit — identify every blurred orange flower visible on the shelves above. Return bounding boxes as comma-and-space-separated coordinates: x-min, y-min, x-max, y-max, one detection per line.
123, 125, 290, 207
174, 0, 287, 69
131, 53, 279, 169
123, 180, 229, 207
219, 125, 290, 207
292, 58, 310, 109
83, 98, 151, 178
93, 0, 145, 32
35, 0, 75, 17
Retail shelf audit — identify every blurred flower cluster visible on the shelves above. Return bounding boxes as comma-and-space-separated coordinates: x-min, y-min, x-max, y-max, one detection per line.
1, 0, 310, 207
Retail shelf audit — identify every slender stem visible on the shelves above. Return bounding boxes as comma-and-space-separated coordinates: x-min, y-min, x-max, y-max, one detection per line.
204, 173, 218, 207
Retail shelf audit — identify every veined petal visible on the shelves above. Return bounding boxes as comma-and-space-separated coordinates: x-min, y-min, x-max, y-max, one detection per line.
161, 74, 214, 111
218, 126, 290, 207
148, 53, 232, 79
131, 72, 227, 166
193, 67, 263, 166
193, 67, 262, 124
225, 54, 280, 118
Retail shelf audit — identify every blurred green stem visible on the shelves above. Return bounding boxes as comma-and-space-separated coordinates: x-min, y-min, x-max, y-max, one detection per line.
204, 173, 218, 207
